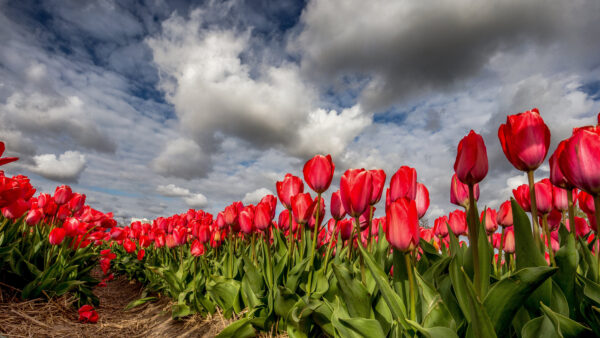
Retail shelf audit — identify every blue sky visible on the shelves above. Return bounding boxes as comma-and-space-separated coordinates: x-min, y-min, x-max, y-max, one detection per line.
1, 0, 600, 224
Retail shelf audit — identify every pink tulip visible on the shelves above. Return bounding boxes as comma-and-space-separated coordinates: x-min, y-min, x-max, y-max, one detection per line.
415, 182, 430, 219
497, 200, 513, 227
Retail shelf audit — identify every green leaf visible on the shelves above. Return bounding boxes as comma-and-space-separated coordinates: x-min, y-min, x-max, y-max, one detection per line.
522, 316, 560, 338
460, 268, 496, 338
407, 320, 459, 338
331, 298, 386, 338
553, 232, 578, 317
216, 318, 256, 338
449, 256, 470, 322
415, 271, 455, 329
483, 266, 556, 336
578, 237, 598, 281
332, 263, 372, 318
286, 257, 309, 291
540, 302, 591, 337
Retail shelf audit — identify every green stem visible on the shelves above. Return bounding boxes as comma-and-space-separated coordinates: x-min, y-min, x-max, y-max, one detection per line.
367, 206, 374, 250
498, 227, 505, 275
251, 232, 256, 264
542, 215, 556, 266
288, 209, 295, 265
405, 252, 416, 321
323, 220, 337, 274
468, 183, 481, 298
527, 170, 542, 252
306, 193, 322, 297
354, 216, 366, 285
567, 189, 576, 237
228, 228, 233, 278
264, 233, 274, 289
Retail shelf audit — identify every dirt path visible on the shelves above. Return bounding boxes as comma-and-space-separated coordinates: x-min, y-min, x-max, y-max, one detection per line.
0, 270, 226, 337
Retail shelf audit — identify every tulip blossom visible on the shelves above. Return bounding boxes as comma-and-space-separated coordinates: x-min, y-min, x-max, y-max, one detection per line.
454, 130, 488, 185
191, 239, 205, 256
239, 206, 255, 234
330, 190, 346, 221
307, 196, 326, 230
415, 182, 430, 219
224, 201, 243, 229
559, 128, 600, 195
303, 154, 335, 193
291, 193, 314, 225
369, 169, 387, 205
54, 185, 73, 205
552, 186, 573, 212
2, 198, 29, 219
137, 249, 145, 261
513, 184, 531, 212
123, 238, 136, 253
480, 208, 498, 235
448, 210, 467, 236
497, 200, 513, 227
578, 191, 595, 215
385, 198, 419, 252
0, 142, 19, 166
549, 140, 574, 189
450, 174, 479, 208
67, 193, 86, 212
389, 166, 417, 202
340, 169, 373, 217
544, 209, 562, 232
566, 217, 591, 239
49, 227, 66, 245
260, 195, 277, 219
433, 215, 449, 238
78, 305, 99, 324
503, 227, 515, 254
25, 208, 43, 225
336, 218, 353, 241
534, 179, 554, 215
254, 201, 273, 231
498, 108, 551, 172
276, 174, 304, 209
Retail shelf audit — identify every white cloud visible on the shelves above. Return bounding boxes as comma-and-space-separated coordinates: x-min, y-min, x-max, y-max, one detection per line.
184, 193, 208, 208
152, 138, 211, 179
29, 151, 86, 182
242, 187, 274, 205
156, 183, 191, 197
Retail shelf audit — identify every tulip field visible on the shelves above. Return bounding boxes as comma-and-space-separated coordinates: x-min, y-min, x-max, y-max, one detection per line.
3, 109, 600, 337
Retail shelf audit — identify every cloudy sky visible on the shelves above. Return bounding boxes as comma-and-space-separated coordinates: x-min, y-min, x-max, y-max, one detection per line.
1, 0, 600, 224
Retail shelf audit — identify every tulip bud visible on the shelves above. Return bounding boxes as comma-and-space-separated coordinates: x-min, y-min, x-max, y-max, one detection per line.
454, 130, 488, 185
303, 154, 335, 193
448, 209, 467, 236
291, 193, 314, 225
330, 190, 346, 221
25, 208, 44, 225
254, 201, 273, 231
513, 184, 531, 212
415, 182, 429, 219
191, 239, 205, 256
67, 193, 86, 212
498, 108, 551, 172
559, 128, 600, 195
49, 227, 66, 245
503, 227, 515, 254
276, 174, 304, 209
433, 215, 449, 238
389, 166, 417, 202
54, 185, 73, 205
369, 169, 386, 205
497, 200, 513, 227
123, 238, 136, 253
385, 198, 419, 252
340, 169, 373, 217
338, 218, 353, 241
534, 178, 553, 215
450, 174, 479, 208
480, 207, 498, 235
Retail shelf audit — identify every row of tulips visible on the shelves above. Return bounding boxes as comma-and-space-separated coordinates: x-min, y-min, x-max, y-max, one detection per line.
98, 109, 600, 337
0, 142, 117, 305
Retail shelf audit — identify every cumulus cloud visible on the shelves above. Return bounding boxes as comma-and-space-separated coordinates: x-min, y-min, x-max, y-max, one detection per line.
29, 151, 86, 182
242, 187, 274, 205
152, 138, 211, 179
146, 9, 371, 179
183, 193, 208, 208
156, 184, 191, 197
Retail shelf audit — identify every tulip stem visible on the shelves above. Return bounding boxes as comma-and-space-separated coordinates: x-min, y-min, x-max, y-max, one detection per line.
367, 206, 374, 251
227, 229, 233, 278
354, 216, 366, 285
527, 170, 542, 252
567, 189, 576, 237
593, 196, 600, 279
251, 232, 256, 264
498, 227, 505, 276
468, 183, 481, 298
542, 215, 556, 266
306, 193, 322, 298
323, 220, 338, 274
405, 252, 416, 321
288, 209, 295, 265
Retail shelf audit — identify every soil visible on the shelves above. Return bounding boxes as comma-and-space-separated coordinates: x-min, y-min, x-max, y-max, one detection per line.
0, 269, 228, 337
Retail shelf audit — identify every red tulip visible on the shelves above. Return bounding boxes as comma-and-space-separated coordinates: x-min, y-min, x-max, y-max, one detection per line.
559, 128, 600, 195
545, 209, 562, 232
578, 190, 595, 215
415, 182, 429, 219
224, 201, 243, 229
450, 174, 480, 208
513, 184, 531, 212
67, 193, 86, 212
566, 216, 591, 239
534, 178, 553, 215
389, 166, 417, 202
139, 235, 151, 248
503, 227, 515, 254
303, 154, 335, 193
291, 193, 314, 225
587, 212, 598, 233
338, 218, 354, 241
480, 207, 498, 235
216, 211, 226, 229
239, 205, 255, 234
454, 130, 488, 185
491, 233, 502, 249
330, 190, 346, 221
49, 227, 66, 245
78, 305, 98, 324
54, 185, 73, 205
25, 208, 43, 225
340, 169, 373, 217
552, 186, 574, 212
260, 194, 277, 219
420, 227, 434, 243
254, 201, 273, 231
497, 200, 513, 227
198, 225, 211, 243
448, 210, 467, 236
191, 239, 205, 256
498, 108, 551, 171
276, 174, 304, 209
549, 140, 574, 189
433, 215, 449, 238
1, 198, 29, 219
385, 198, 419, 252
137, 249, 145, 261
123, 238, 136, 253
307, 196, 326, 229
369, 169, 386, 205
